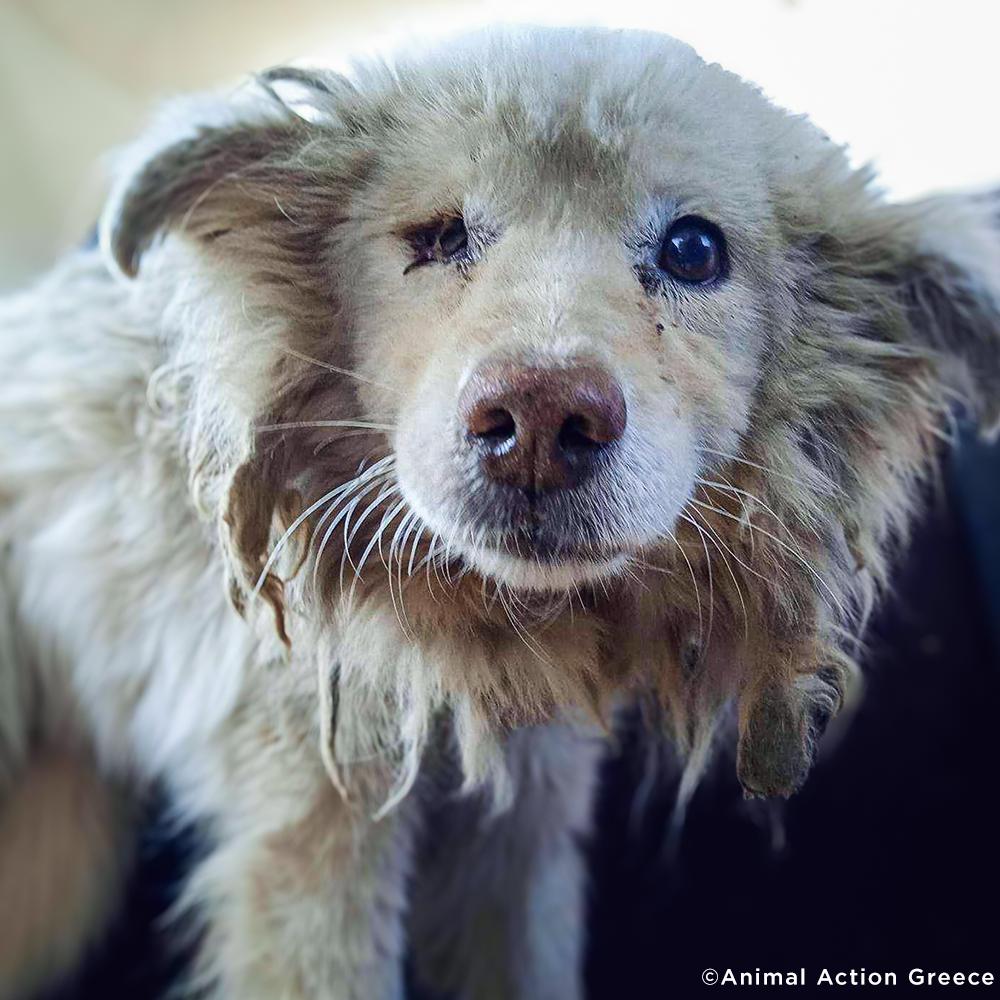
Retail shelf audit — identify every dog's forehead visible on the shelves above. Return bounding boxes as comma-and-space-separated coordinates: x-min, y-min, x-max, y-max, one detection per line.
356, 29, 778, 231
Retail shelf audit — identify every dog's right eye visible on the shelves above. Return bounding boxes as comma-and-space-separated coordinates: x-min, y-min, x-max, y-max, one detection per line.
658, 216, 726, 285
403, 216, 469, 274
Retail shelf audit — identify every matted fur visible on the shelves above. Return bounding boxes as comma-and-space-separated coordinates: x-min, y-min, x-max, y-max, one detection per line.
0, 25, 997, 1000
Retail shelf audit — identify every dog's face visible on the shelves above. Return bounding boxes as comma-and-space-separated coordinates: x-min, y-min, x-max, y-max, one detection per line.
100, 26, 1000, 794
343, 46, 776, 591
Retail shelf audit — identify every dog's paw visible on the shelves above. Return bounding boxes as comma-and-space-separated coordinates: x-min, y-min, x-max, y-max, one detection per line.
735, 663, 847, 798
736, 685, 813, 799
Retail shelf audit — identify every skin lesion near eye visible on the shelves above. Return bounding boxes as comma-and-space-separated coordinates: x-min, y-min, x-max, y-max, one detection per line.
401, 215, 468, 275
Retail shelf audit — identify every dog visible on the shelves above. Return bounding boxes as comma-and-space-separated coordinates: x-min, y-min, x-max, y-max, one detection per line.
0, 24, 997, 1000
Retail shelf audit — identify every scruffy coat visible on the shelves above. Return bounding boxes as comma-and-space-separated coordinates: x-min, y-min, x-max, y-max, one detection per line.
1, 25, 998, 1000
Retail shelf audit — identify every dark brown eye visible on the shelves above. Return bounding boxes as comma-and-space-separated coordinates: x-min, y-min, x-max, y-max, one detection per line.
403, 216, 468, 274
438, 216, 468, 257
658, 216, 725, 285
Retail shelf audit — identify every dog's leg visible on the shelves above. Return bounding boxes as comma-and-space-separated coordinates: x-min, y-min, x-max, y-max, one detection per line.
409, 720, 602, 1000
185, 710, 419, 1000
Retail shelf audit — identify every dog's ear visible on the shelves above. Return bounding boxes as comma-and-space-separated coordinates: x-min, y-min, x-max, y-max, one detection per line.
99, 70, 355, 278
257, 66, 349, 127
793, 188, 1000, 440
888, 193, 1000, 439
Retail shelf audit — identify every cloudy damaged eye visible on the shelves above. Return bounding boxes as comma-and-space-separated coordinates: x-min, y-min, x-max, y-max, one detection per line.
403, 216, 469, 274
658, 216, 726, 285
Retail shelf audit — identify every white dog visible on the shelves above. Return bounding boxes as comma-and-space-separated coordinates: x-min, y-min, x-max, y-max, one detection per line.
1, 25, 997, 1000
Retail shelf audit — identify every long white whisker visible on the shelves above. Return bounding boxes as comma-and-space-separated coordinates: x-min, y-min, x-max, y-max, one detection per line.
313, 475, 392, 590
342, 483, 400, 585
407, 522, 426, 579
390, 510, 421, 631
688, 497, 847, 619
279, 346, 400, 394
696, 477, 817, 541
696, 446, 844, 497
496, 581, 555, 669
664, 525, 703, 647
684, 506, 749, 644
253, 457, 394, 597
335, 479, 394, 594
685, 503, 771, 586
681, 513, 715, 647
257, 420, 395, 433
423, 532, 444, 600
374, 498, 409, 569
349, 498, 408, 606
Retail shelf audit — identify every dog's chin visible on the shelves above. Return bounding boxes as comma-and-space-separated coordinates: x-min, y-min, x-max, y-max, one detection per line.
397, 478, 653, 592
464, 545, 630, 592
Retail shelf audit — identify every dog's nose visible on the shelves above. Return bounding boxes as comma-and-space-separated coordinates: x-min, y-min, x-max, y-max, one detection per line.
459, 361, 626, 493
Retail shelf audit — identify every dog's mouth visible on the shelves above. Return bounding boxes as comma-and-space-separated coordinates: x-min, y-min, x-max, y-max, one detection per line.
395, 461, 662, 592
466, 544, 631, 592
454, 529, 633, 592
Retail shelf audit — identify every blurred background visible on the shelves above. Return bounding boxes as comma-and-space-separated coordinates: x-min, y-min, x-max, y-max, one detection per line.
1, 0, 997, 996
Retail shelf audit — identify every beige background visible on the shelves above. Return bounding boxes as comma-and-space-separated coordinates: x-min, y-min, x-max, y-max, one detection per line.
0, 0, 464, 289
1, 0, 997, 292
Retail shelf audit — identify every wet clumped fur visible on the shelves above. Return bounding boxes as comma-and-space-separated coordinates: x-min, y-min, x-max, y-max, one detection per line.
0, 25, 998, 1000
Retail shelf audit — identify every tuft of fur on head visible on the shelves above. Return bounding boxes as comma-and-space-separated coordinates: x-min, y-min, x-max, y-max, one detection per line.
97, 26, 1000, 810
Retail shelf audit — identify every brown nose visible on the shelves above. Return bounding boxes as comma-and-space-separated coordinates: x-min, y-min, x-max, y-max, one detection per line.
459, 361, 627, 493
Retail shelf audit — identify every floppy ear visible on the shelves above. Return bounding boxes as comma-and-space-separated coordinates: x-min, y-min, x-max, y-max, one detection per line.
798, 189, 1000, 441
99, 69, 353, 278
888, 193, 1000, 439
100, 73, 357, 641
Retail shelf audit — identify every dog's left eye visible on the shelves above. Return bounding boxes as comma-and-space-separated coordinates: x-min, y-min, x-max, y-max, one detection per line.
404, 216, 469, 274
658, 216, 725, 285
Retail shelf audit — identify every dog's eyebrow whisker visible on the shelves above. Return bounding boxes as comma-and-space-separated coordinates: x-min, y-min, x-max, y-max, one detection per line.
278, 345, 401, 394
256, 420, 396, 433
